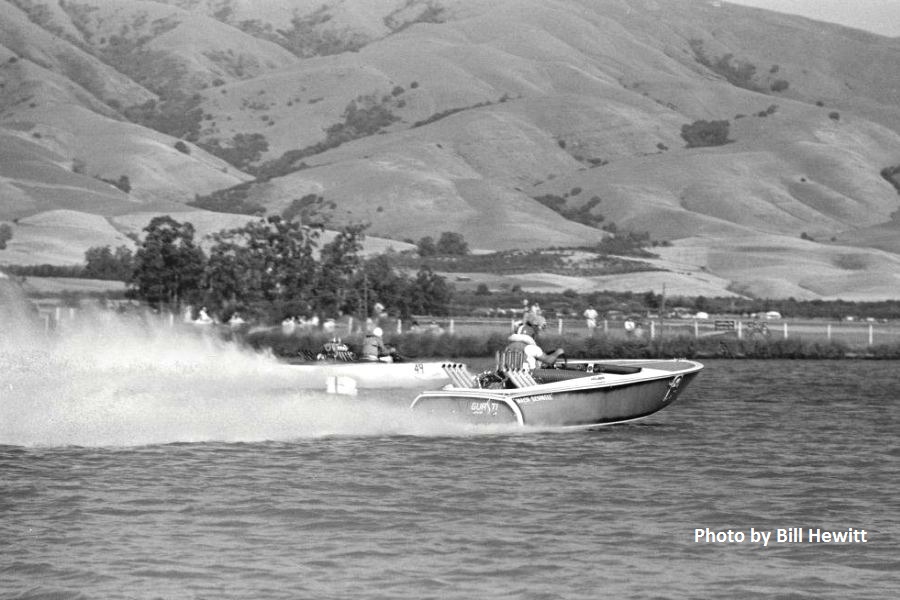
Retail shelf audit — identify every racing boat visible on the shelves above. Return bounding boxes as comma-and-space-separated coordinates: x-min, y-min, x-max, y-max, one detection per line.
410, 354, 703, 428
287, 360, 452, 392
284, 339, 451, 391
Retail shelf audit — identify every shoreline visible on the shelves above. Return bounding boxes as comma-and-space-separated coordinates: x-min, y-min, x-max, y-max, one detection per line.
239, 329, 900, 361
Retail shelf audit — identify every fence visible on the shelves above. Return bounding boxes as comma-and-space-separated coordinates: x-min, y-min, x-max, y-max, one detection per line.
32, 305, 900, 350
407, 316, 900, 349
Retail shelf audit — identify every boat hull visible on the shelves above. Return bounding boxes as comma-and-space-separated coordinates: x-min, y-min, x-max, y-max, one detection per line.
410, 359, 702, 428
286, 360, 452, 390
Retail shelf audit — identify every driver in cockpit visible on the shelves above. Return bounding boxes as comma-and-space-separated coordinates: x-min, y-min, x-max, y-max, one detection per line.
505, 314, 564, 369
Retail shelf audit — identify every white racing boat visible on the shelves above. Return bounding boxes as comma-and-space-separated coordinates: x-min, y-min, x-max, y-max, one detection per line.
287, 359, 452, 392
410, 355, 703, 428
283, 338, 452, 392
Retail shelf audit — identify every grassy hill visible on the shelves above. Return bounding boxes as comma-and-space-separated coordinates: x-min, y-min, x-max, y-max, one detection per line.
2, 0, 900, 299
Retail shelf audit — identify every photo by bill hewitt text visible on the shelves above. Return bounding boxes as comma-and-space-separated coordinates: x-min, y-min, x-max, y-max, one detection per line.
694, 527, 870, 547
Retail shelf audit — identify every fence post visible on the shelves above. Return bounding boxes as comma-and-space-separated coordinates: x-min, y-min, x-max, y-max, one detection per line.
869, 324, 874, 346
783, 322, 788, 339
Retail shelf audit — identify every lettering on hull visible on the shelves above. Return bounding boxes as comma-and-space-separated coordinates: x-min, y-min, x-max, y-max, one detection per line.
469, 400, 499, 416
518, 394, 553, 404
662, 375, 683, 403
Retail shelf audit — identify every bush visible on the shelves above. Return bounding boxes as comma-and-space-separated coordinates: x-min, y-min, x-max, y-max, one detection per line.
680, 120, 731, 148
174, 140, 190, 154
689, 39, 761, 92
829, 112, 841, 121
532, 194, 605, 228
198, 133, 268, 170
97, 174, 131, 193
0, 223, 12, 249
770, 79, 789, 92
189, 182, 265, 215
282, 194, 334, 226
436, 232, 469, 255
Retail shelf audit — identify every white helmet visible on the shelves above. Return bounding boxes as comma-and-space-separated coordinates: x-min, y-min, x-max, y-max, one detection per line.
373, 327, 383, 337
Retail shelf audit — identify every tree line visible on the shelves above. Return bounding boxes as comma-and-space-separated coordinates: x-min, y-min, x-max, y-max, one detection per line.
83, 215, 453, 322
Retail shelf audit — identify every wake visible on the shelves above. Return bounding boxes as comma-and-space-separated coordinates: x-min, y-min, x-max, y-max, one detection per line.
0, 298, 464, 447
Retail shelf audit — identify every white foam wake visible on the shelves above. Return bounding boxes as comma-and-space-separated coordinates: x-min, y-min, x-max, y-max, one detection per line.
0, 302, 463, 447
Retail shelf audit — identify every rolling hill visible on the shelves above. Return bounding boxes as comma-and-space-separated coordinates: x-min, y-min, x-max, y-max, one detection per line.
2, 0, 900, 300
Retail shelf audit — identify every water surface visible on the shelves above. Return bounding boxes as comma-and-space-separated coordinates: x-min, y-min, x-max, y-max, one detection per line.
2, 319, 898, 599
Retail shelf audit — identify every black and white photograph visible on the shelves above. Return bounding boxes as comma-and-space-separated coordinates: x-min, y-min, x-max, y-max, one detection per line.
1, 0, 898, 597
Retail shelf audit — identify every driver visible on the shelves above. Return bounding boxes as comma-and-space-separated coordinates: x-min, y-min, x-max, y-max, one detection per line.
361, 327, 395, 362
505, 315, 564, 369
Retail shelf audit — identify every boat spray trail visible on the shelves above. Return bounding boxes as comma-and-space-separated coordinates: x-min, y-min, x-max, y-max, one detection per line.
0, 304, 468, 447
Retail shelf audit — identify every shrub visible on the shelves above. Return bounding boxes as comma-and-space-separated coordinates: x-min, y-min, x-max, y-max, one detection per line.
97, 174, 132, 193
436, 232, 469, 255
880, 165, 900, 195
0, 223, 12, 249
282, 194, 334, 226
417, 236, 436, 257
198, 133, 268, 171
174, 140, 190, 154
829, 112, 840, 121
680, 119, 731, 148
689, 39, 761, 92
770, 79, 789, 92
190, 182, 265, 215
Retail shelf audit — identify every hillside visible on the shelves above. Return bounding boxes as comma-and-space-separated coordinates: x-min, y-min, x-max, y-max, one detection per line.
1, 0, 900, 299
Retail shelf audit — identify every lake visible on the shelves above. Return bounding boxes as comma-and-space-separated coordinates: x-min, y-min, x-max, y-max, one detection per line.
1, 318, 898, 599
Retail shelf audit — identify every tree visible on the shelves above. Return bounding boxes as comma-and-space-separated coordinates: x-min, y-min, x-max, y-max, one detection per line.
315, 223, 367, 315
680, 120, 730, 148
131, 216, 206, 308
0, 223, 12, 249
204, 215, 321, 319
408, 267, 453, 315
643, 290, 661, 310
84, 245, 134, 281
116, 175, 132, 193
436, 231, 469, 255
282, 194, 333, 226
352, 254, 409, 318
416, 236, 436, 257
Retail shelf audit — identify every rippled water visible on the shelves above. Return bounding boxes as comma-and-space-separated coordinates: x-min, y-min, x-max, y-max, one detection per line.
1, 314, 899, 598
